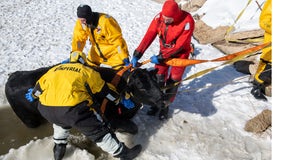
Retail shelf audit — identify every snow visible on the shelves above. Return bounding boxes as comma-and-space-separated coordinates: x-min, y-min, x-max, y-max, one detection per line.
0, 0, 277, 159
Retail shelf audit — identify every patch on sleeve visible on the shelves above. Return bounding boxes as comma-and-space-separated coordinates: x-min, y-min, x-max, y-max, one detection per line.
106, 93, 116, 101
184, 22, 190, 30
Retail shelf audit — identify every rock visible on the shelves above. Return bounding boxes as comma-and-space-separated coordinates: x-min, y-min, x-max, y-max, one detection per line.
193, 20, 229, 44
212, 40, 259, 55
225, 29, 264, 43
178, 0, 207, 12
244, 109, 272, 133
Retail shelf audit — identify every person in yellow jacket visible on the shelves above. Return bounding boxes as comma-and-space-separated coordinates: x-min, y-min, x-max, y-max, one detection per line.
25, 51, 141, 160
251, 0, 272, 100
72, 4, 130, 70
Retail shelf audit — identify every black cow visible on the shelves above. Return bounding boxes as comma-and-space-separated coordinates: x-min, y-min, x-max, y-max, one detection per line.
5, 65, 164, 129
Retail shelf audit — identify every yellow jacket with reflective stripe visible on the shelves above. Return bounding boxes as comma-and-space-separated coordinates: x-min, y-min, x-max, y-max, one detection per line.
72, 13, 129, 70
36, 63, 106, 107
259, 0, 271, 62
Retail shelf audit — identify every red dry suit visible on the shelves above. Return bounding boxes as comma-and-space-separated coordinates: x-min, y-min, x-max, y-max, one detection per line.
135, 0, 195, 82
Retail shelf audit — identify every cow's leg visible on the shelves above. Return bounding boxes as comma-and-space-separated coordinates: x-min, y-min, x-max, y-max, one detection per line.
109, 119, 138, 135
165, 78, 179, 104
105, 103, 140, 134
147, 74, 165, 116
158, 78, 179, 120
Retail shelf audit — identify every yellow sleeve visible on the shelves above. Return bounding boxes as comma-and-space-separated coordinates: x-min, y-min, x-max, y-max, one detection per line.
86, 69, 119, 101
104, 16, 129, 60
71, 20, 89, 52
259, 0, 272, 34
86, 69, 118, 94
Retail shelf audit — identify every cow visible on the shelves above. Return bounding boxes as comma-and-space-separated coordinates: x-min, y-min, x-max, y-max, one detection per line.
5, 64, 164, 130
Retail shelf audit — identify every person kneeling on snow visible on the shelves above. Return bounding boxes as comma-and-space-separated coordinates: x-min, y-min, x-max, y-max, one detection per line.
25, 51, 141, 160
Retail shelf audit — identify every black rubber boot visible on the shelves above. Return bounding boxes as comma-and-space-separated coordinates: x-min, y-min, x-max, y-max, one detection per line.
251, 81, 267, 101
53, 143, 67, 160
114, 143, 142, 160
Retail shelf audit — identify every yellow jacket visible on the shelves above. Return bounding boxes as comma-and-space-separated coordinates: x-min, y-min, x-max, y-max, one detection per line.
35, 63, 115, 107
259, 0, 271, 62
254, 0, 272, 84
72, 13, 129, 70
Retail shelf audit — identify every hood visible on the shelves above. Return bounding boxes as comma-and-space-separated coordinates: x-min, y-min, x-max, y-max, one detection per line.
161, 0, 183, 23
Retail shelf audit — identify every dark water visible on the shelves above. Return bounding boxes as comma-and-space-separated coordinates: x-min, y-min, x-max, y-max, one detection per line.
0, 106, 53, 155
0, 106, 106, 158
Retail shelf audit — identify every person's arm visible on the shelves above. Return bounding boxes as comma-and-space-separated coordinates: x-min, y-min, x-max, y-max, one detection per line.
86, 71, 120, 103
86, 70, 134, 109
71, 20, 89, 52
25, 76, 45, 102
104, 16, 130, 62
130, 14, 160, 67
135, 13, 161, 56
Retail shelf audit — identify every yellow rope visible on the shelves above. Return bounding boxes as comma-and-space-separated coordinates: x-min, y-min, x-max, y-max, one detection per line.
224, 0, 264, 44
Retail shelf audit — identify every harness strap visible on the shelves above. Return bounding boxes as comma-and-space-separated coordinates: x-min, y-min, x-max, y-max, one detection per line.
159, 24, 178, 48
89, 14, 108, 62
99, 65, 132, 115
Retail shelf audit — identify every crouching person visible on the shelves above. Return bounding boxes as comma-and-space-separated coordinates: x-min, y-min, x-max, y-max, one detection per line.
25, 51, 141, 160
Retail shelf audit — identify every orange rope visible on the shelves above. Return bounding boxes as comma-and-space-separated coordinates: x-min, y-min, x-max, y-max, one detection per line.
164, 42, 271, 67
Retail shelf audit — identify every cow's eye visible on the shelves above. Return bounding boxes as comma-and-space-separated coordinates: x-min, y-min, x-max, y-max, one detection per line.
135, 80, 143, 88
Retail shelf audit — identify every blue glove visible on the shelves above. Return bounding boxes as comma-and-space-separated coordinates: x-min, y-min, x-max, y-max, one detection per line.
123, 58, 130, 66
25, 88, 35, 102
120, 97, 135, 109
130, 56, 139, 67
61, 58, 70, 64
150, 55, 160, 64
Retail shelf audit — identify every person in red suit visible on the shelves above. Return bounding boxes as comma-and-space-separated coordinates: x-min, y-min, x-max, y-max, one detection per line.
130, 0, 195, 120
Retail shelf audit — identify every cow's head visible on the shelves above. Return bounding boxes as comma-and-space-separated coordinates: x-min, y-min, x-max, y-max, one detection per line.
124, 68, 164, 109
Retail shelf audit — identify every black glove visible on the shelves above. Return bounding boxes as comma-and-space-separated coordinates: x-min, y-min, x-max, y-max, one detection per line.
114, 143, 142, 160
250, 80, 267, 101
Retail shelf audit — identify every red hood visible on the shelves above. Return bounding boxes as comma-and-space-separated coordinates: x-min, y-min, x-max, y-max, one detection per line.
161, 0, 183, 23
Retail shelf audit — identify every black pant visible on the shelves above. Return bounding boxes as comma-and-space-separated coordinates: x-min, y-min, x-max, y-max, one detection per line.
38, 101, 109, 142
